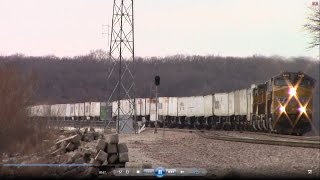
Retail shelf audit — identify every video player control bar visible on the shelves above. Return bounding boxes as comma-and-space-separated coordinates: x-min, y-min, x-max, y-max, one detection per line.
112, 167, 207, 177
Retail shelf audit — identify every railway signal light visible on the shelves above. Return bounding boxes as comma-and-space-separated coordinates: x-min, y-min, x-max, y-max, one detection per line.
155, 76, 160, 86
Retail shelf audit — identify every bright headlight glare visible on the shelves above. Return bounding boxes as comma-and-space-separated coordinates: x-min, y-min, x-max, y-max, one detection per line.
299, 107, 306, 113
279, 106, 286, 113
289, 88, 296, 96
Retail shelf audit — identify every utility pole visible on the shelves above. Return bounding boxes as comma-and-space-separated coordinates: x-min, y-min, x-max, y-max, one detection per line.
154, 76, 160, 134
106, 0, 136, 134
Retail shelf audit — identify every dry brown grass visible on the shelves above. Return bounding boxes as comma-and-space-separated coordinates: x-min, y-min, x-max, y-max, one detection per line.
0, 64, 54, 158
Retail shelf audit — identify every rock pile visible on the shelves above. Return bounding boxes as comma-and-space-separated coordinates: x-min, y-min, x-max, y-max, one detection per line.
49, 128, 129, 177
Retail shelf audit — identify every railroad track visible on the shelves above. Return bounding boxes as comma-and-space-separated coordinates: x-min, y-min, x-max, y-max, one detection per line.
146, 127, 320, 149
245, 131, 320, 142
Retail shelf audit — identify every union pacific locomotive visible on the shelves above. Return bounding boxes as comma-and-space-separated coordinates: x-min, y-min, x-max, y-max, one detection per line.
28, 71, 316, 135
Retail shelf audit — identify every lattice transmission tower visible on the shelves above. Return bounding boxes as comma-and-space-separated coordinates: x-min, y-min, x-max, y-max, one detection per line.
106, 0, 137, 134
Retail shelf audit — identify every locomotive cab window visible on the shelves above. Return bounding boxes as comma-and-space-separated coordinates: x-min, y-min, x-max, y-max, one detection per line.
274, 78, 287, 86
299, 79, 314, 87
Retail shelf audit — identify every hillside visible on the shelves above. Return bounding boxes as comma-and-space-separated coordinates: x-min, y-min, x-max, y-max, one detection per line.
0, 53, 319, 124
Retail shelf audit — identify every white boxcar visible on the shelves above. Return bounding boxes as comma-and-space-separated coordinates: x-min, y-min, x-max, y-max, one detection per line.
168, 97, 178, 117
247, 85, 256, 121
239, 89, 247, 115
186, 96, 205, 117
140, 98, 146, 116
150, 98, 157, 121
135, 98, 143, 116
74, 103, 79, 117
186, 96, 195, 117
213, 93, 229, 116
204, 95, 213, 117
79, 103, 85, 117
145, 98, 150, 116
177, 97, 188, 116
90, 102, 101, 117
234, 91, 240, 116
158, 97, 169, 116
65, 104, 71, 118
85, 102, 90, 118
50, 104, 59, 117
112, 101, 118, 117
31, 105, 39, 117
57, 104, 66, 117
70, 104, 75, 117
33, 105, 51, 117
228, 92, 235, 116
121, 99, 131, 115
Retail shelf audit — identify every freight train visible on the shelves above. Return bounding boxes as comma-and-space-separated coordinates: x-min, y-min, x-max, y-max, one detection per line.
28, 71, 315, 135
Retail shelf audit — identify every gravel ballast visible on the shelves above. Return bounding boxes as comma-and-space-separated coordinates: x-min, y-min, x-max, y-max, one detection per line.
120, 129, 320, 178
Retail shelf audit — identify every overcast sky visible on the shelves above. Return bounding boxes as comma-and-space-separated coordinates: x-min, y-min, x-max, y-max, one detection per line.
0, 0, 319, 59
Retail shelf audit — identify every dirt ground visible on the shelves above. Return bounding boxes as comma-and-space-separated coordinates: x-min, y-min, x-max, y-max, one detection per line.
119, 129, 320, 178
1, 128, 319, 178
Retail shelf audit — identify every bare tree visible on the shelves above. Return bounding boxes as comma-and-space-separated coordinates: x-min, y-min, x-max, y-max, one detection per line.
304, 2, 320, 49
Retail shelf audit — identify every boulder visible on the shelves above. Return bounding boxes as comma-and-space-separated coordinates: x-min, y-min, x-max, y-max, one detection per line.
95, 150, 108, 163
74, 157, 85, 164
107, 144, 117, 154
102, 159, 108, 166
60, 141, 68, 148
93, 132, 99, 140
51, 148, 65, 156
56, 134, 81, 147
66, 151, 81, 164
66, 143, 75, 152
95, 139, 107, 151
119, 152, 129, 163
83, 132, 94, 142
107, 154, 118, 164
109, 134, 119, 144
117, 143, 128, 153
90, 158, 102, 167
89, 127, 95, 132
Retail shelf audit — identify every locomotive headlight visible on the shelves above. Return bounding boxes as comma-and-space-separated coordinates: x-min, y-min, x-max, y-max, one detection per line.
289, 87, 296, 96
299, 107, 306, 113
279, 106, 286, 113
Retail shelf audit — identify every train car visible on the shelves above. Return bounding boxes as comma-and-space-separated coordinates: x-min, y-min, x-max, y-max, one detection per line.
57, 104, 66, 120
65, 104, 71, 121
29, 105, 50, 120
158, 97, 169, 127
79, 103, 85, 120
177, 97, 188, 128
135, 98, 143, 121
100, 102, 112, 121
145, 98, 151, 123
185, 96, 204, 128
50, 104, 59, 120
167, 97, 178, 128
112, 101, 118, 118
204, 95, 214, 129
149, 98, 157, 127
234, 89, 247, 130
213, 93, 229, 129
227, 91, 235, 129
70, 104, 75, 120
252, 71, 315, 135
84, 102, 90, 120
90, 102, 101, 120
74, 103, 79, 120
